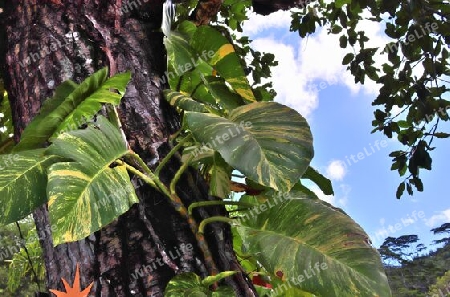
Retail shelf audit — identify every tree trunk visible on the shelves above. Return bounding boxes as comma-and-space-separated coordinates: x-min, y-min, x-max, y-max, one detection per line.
2, 1, 256, 296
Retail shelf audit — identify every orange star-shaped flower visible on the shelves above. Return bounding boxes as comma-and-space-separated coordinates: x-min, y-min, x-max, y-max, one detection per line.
50, 264, 93, 297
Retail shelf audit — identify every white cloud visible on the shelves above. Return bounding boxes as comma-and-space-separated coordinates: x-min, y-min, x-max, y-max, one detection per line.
242, 11, 292, 35
337, 184, 351, 206
326, 160, 347, 181
425, 208, 450, 227
243, 12, 392, 118
251, 37, 319, 118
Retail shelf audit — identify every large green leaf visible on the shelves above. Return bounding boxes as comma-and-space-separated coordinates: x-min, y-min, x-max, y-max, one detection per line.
164, 32, 212, 91
14, 80, 78, 151
235, 191, 392, 297
14, 68, 131, 151
45, 116, 138, 245
0, 149, 61, 225
185, 102, 314, 192
191, 26, 256, 103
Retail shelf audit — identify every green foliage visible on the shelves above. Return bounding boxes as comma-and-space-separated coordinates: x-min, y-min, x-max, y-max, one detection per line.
14, 68, 131, 152
0, 67, 134, 236
0, 4, 402, 296
289, 0, 450, 198
45, 116, 139, 245
160, 21, 391, 296
185, 102, 314, 192
0, 220, 43, 296
380, 227, 450, 296
0, 150, 62, 225
428, 270, 450, 296
235, 190, 390, 297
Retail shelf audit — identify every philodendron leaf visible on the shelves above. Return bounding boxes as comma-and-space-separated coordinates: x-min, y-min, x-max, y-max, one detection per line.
14, 80, 78, 151
234, 191, 392, 297
302, 166, 334, 195
45, 116, 138, 245
209, 152, 232, 199
163, 90, 210, 113
164, 272, 234, 297
185, 102, 314, 192
190, 26, 256, 103
14, 68, 131, 151
0, 149, 61, 225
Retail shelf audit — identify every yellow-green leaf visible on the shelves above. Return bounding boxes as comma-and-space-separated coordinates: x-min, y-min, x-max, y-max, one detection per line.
45, 116, 138, 245
235, 190, 392, 297
185, 102, 314, 192
0, 149, 61, 225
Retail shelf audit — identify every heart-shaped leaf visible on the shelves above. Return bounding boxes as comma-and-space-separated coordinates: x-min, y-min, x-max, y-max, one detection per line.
234, 190, 392, 297
185, 102, 314, 192
46, 116, 138, 245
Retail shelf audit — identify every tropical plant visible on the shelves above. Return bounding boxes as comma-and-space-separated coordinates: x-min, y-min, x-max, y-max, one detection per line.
1, 0, 447, 295
0, 38, 391, 296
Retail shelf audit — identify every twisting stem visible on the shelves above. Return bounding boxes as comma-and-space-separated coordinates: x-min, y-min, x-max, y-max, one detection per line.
126, 152, 172, 197
115, 160, 159, 190
198, 216, 235, 234
170, 154, 193, 194
121, 153, 219, 275
155, 134, 192, 175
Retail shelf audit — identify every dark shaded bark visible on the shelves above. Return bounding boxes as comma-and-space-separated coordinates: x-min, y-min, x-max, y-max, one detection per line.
3, 1, 256, 296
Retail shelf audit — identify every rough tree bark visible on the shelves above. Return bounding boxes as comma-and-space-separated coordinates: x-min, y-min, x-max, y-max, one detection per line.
1, 0, 308, 296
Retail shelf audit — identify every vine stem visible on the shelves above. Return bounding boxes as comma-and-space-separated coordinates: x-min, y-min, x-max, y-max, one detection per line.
198, 216, 235, 234
155, 134, 192, 175
188, 201, 257, 216
170, 154, 193, 194
114, 160, 159, 191
122, 152, 219, 276
15, 222, 40, 290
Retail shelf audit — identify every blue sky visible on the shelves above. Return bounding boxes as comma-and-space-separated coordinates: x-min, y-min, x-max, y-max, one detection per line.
242, 11, 450, 250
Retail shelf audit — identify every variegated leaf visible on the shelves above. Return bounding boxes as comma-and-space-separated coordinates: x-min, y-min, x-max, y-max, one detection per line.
185, 102, 314, 192
191, 26, 256, 103
0, 149, 61, 224
45, 116, 138, 245
208, 152, 232, 199
14, 68, 131, 151
234, 191, 392, 297
14, 80, 78, 151
163, 90, 210, 113
302, 166, 334, 195
164, 32, 212, 91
